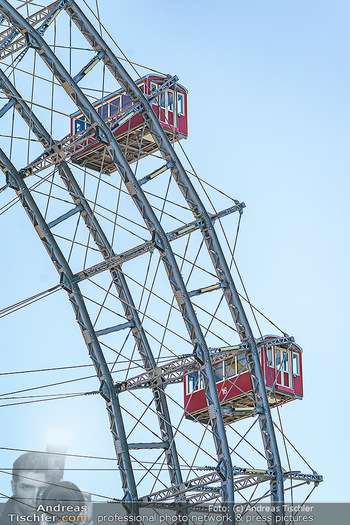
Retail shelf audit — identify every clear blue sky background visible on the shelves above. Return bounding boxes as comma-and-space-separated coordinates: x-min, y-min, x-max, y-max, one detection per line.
0, 0, 349, 504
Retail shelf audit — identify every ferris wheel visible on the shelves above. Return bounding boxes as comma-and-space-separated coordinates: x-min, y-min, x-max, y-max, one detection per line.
0, 1, 322, 523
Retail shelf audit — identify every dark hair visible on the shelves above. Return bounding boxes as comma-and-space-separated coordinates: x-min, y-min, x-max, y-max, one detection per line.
12, 453, 48, 482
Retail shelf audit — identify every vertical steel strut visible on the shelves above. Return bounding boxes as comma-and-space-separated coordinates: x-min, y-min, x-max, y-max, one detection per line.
0, 66, 184, 493
0, 149, 138, 504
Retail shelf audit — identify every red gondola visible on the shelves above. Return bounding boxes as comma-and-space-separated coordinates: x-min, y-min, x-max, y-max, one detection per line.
70, 74, 188, 174
184, 336, 303, 424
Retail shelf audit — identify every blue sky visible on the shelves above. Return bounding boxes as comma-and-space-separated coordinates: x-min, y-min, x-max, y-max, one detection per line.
0, 0, 349, 505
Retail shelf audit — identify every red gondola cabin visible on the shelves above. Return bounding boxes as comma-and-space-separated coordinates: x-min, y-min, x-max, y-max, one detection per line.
70, 74, 188, 174
184, 336, 303, 424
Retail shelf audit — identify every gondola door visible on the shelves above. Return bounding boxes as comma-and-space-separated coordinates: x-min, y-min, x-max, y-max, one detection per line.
159, 90, 175, 130
275, 347, 292, 388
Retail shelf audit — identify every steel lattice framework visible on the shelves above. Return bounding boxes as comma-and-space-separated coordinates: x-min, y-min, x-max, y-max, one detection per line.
0, 2, 322, 524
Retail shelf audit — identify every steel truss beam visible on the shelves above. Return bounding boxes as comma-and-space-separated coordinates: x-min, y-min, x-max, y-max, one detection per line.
118, 465, 322, 512
0, 68, 184, 495
60, 0, 285, 511
116, 355, 197, 392
72, 202, 244, 284
141, 468, 322, 507
142, 471, 224, 505
0, 1, 61, 58
0, 1, 236, 514
283, 472, 323, 484
0, 149, 138, 502
115, 336, 296, 392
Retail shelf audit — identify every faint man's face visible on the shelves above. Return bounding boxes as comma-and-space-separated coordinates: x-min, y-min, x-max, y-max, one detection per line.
11, 471, 47, 516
